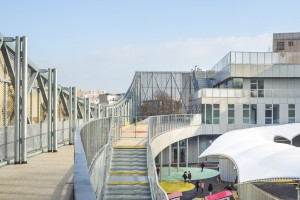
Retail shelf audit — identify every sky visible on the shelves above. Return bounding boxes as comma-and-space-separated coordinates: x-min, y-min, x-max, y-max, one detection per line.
1, 0, 299, 93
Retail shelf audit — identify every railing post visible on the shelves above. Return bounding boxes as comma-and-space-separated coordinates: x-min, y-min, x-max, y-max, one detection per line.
73, 87, 77, 136
69, 87, 73, 145
52, 68, 58, 152
21, 36, 28, 163
47, 68, 52, 152
14, 36, 21, 164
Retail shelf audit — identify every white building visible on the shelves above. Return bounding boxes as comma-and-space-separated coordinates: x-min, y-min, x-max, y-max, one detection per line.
158, 32, 300, 167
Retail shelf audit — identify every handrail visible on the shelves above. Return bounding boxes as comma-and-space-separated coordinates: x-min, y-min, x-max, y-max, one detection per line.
147, 114, 201, 199
74, 116, 120, 200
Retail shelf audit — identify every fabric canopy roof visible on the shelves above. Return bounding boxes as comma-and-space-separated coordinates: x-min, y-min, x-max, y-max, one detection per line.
200, 123, 300, 183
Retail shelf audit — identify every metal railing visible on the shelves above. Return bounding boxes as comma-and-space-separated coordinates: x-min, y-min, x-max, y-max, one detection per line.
74, 116, 121, 200
147, 114, 201, 199
0, 120, 83, 163
195, 88, 300, 99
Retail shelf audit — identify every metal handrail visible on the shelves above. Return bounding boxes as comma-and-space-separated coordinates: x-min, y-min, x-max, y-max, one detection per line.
146, 114, 201, 199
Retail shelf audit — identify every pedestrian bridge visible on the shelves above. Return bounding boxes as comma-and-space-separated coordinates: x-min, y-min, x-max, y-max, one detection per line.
1, 34, 300, 200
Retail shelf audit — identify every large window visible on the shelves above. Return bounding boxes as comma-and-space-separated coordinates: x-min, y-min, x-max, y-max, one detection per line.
250, 79, 264, 97
277, 41, 284, 50
232, 78, 243, 89
243, 104, 257, 124
265, 104, 280, 124
201, 104, 220, 124
228, 104, 234, 124
288, 104, 295, 123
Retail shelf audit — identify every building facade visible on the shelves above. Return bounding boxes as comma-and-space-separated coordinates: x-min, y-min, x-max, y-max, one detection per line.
158, 32, 300, 166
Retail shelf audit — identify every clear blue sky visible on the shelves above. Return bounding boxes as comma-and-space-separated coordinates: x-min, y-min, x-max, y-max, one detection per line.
1, 0, 299, 93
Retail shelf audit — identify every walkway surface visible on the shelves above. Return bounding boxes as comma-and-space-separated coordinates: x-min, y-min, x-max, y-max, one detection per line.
0, 145, 74, 200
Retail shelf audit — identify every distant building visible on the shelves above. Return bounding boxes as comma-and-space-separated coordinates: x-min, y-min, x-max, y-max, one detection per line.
273, 32, 300, 52
77, 89, 108, 104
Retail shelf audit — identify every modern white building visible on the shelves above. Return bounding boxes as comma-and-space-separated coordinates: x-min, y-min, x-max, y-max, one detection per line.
158, 33, 300, 170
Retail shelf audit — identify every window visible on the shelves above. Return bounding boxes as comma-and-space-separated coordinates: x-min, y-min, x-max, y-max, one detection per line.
228, 104, 234, 124
288, 104, 295, 123
243, 104, 250, 124
243, 104, 257, 124
201, 104, 220, 124
277, 42, 284, 50
213, 104, 220, 124
250, 79, 264, 97
265, 104, 280, 124
288, 41, 293, 47
232, 78, 243, 89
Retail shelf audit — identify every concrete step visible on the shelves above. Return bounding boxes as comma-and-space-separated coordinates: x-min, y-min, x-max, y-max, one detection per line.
106, 189, 151, 196
105, 194, 152, 200
110, 165, 147, 172
108, 174, 149, 183
112, 155, 147, 159
111, 157, 147, 162
112, 151, 146, 156
111, 161, 146, 167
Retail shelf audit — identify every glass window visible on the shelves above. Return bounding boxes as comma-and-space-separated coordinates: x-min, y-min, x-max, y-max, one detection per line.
277, 42, 284, 50
228, 104, 234, 124
206, 104, 212, 124
213, 104, 220, 124
250, 78, 264, 97
265, 104, 280, 124
250, 104, 257, 124
232, 78, 243, 89
289, 41, 293, 47
273, 104, 279, 124
201, 104, 205, 124
288, 104, 295, 123
202, 104, 219, 124
243, 104, 250, 124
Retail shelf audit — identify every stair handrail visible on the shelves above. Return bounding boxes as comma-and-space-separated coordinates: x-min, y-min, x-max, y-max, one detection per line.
147, 116, 169, 200
100, 116, 120, 199
147, 114, 202, 199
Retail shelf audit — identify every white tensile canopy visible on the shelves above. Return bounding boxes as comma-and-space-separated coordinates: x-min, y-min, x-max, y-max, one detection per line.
199, 123, 300, 183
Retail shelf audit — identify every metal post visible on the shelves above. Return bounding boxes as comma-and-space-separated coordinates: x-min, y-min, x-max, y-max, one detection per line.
52, 68, 58, 152
87, 97, 90, 122
84, 97, 86, 123
14, 36, 21, 164
69, 87, 73, 145
47, 68, 52, 152
73, 87, 77, 134
98, 103, 101, 119
177, 141, 179, 171
186, 138, 189, 168
168, 145, 171, 176
160, 151, 163, 182
197, 135, 200, 164
21, 36, 28, 163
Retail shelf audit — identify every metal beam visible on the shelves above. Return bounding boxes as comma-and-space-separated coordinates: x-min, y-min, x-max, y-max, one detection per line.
36, 74, 48, 109
27, 71, 38, 96
59, 91, 69, 117
1, 45, 15, 84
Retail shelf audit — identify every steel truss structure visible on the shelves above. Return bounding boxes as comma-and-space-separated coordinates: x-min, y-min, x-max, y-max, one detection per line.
104, 71, 195, 120
0, 33, 99, 164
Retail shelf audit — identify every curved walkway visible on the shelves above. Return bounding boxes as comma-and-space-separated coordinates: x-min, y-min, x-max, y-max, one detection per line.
0, 145, 74, 200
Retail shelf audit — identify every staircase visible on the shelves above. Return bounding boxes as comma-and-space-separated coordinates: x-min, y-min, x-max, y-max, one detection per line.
105, 146, 152, 200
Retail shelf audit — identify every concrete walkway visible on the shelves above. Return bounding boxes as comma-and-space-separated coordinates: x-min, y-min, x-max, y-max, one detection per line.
0, 145, 74, 200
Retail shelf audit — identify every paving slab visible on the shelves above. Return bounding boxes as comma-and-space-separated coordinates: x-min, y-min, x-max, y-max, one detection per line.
0, 145, 74, 200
